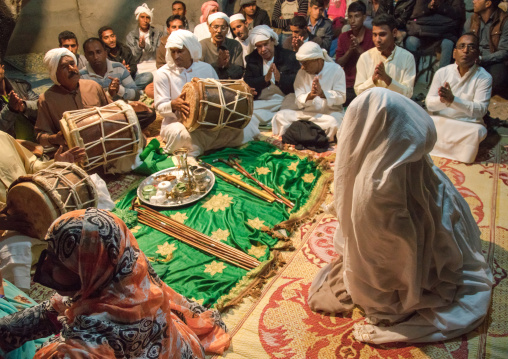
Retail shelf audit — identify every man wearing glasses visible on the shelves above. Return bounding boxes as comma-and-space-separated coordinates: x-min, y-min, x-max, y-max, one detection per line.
425, 33, 493, 163
200, 12, 244, 79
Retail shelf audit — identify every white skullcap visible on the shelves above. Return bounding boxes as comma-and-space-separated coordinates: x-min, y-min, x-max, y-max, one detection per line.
230, 14, 246, 23
44, 48, 77, 85
208, 12, 230, 25
249, 25, 279, 47
165, 29, 202, 67
296, 41, 333, 62
135, 3, 154, 20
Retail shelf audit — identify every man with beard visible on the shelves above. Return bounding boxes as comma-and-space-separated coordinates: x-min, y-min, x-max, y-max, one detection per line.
200, 12, 244, 79
156, 15, 186, 69
425, 33, 492, 163
272, 41, 346, 141
99, 26, 153, 91
154, 30, 259, 156
230, 14, 253, 65
80, 38, 139, 102
355, 14, 416, 98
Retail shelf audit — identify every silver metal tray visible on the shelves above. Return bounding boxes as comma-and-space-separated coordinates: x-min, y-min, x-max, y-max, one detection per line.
137, 166, 215, 208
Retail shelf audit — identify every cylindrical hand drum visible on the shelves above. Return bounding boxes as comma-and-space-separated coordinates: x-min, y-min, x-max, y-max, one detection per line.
180, 78, 253, 132
60, 100, 142, 171
6, 162, 98, 239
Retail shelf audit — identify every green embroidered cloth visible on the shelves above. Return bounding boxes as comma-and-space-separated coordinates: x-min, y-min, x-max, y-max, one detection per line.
114, 141, 327, 307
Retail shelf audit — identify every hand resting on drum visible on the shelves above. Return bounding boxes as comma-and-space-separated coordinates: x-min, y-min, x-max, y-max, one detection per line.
48, 131, 67, 146
0, 210, 25, 234
171, 92, 190, 119
108, 76, 121, 98
128, 101, 151, 113
54, 146, 87, 164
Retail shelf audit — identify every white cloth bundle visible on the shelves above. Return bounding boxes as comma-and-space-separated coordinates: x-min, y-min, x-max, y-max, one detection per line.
43, 48, 77, 85
308, 88, 493, 344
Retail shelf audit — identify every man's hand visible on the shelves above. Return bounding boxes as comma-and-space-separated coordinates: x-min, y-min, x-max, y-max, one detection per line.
264, 63, 275, 83
129, 101, 151, 113
292, 35, 305, 52
306, 76, 323, 101
7, 91, 26, 113
54, 145, 87, 163
48, 131, 67, 146
217, 48, 230, 69
171, 92, 190, 119
139, 34, 146, 49
122, 60, 131, 72
272, 64, 281, 83
0, 211, 26, 233
108, 76, 120, 97
349, 34, 359, 51
438, 82, 454, 104
248, 87, 257, 97
373, 62, 391, 85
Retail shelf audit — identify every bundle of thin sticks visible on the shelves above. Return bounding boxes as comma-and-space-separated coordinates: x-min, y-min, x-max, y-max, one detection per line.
132, 202, 260, 270
218, 156, 295, 209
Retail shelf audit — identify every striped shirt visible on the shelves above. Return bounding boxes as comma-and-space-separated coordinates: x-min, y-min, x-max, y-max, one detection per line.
79, 59, 138, 101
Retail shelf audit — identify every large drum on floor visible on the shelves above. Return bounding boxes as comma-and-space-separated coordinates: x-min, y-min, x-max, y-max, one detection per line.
60, 100, 142, 171
181, 78, 253, 132
6, 162, 98, 239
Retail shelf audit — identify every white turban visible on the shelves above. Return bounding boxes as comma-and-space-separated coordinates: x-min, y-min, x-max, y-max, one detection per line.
230, 14, 245, 23
165, 30, 202, 67
296, 41, 333, 62
249, 25, 279, 47
44, 48, 77, 85
208, 12, 230, 25
135, 3, 154, 20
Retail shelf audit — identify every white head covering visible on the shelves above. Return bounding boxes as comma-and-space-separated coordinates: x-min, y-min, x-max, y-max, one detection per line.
230, 14, 246, 23
207, 12, 230, 25
44, 48, 77, 85
296, 41, 333, 62
135, 3, 154, 20
249, 25, 279, 46
165, 29, 202, 67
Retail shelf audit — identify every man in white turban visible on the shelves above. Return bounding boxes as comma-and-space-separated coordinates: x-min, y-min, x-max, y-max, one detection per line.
230, 14, 253, 65
35, 48, 110, 149
272, 41, 346, 141
244, 25, 300, 127
126, 3, 164, 75
200, 12, 244, 79
154, 30, 259, 156
308, 88, 493, 344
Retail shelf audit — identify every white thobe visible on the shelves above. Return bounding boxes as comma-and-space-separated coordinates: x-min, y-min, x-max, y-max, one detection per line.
154, 61, 259, 156
272, 61, 346, 141
354, 46, 416, 98
426, 64, 492, 163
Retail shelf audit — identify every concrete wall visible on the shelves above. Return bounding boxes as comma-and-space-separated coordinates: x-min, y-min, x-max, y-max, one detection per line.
6, 0, 275, 56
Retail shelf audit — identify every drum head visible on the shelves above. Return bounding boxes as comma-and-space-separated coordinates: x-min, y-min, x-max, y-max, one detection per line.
180, 81, 201, 132
6, 182, 60, 239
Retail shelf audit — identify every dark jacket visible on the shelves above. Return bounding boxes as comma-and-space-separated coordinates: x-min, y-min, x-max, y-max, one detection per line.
244, 46, 299, 98
470, 8, 508, 54
307, 17, 334, 52
0, 78, 38, 137
407, 0, 465, 40
107, 42, 138, 78
242, 7, 271, 29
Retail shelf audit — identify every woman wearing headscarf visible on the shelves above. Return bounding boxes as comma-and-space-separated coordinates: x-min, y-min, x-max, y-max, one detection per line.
0, 208, 230, 358
272, 41, 346, 141
308, 88, 493, 343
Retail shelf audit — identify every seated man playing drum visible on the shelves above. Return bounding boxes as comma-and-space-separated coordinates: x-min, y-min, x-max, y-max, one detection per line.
35, 48, 154, 155
272, 41, 346, 142
244, 25, 300, 127
154, 29, 260, 157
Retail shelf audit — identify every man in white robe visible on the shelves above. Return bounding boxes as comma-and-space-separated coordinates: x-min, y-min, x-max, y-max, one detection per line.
244, 25, 300, 127
354, 14, 416, 98
308, 88, 493, 344
272, 42, 346, 141
426, 33, 492, 163
154, 30, 259, 156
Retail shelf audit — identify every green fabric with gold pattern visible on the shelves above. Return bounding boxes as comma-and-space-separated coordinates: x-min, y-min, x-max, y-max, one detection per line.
114, 141, 324, 307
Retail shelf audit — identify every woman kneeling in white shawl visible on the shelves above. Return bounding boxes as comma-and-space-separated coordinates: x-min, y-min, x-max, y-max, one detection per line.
308, 88, 493, 344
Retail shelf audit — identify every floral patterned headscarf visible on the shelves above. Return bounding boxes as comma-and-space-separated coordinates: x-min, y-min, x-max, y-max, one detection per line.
36, 208, 230, 358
